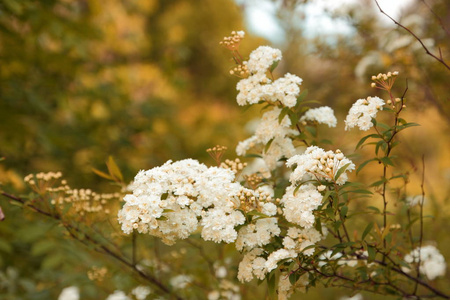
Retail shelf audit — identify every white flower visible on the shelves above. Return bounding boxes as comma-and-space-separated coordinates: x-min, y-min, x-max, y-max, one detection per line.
170, 275, 192, 289
287, 146, 355, 185
237, 248, 265, 282
246, 46, 282, 74
58, 286, 79, 300
406, 195, 425, 207
281, 184, 323, 228
131, 286, 151, 300
119, 159, 245, 245
300, 106, 337, 127
345, 96, 385, 131
403, 245, 446, 280
106, 291, 130, 300
235, 218, 280, 251
265, 249, 297, 272
339, 293, 363, 300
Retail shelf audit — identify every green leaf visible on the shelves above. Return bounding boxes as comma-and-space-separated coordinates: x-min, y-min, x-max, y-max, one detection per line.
267, 271, 276, 297
0, 239, 12, 254
245, 153, 263, 159
278, 107, 290, 124
289, 272, 300, 285
265, 138, 275, 153
340, 206, 348, 219
367, 206, 381, 214
296, 89, 308, 104
361, 222, 373, 241
305, 126, 316, 137
42, 253, 65, 270
92, 168, 114, 180
380, 156, 394, 167
369, 178, 387, 187
334, 163, 352, 182
106, 156, 124, 182
355, 134, 380, 150
367, 245, 376, 262
31, 240, 55, 256
270, 60, 280, 72
288, 110, 299, 126
356, 158, 376, 174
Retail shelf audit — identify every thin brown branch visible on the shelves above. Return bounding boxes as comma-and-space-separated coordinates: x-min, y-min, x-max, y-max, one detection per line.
374, 0, 450, 71
421, 0, 450, 37
0, 192, 183, 300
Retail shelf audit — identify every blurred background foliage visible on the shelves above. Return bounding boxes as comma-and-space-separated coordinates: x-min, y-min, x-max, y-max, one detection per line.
0, 0, 449, 299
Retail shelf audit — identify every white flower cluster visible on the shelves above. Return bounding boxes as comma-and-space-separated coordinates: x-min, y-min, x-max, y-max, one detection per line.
236, 107, 296, 170
403, 245, 446, 280
281, 184, 322, 228
345, 96, 385, 131
405, 195, 425, 207
287, 146, 355, 185
58, 286, 79, 300
118, 159, 247, 245
237, 225, 326, 283
236, 45, 302, 107
236, 73, 303, 107
246, 46, 282, 74
300, 106, 337, 127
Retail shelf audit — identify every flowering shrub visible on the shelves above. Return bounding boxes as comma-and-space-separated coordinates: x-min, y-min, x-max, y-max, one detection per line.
1, 31, 449, 300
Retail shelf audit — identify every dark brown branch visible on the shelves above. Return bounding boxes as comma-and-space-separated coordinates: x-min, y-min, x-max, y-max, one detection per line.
374, 0, 450, 71
421, 0, 450, 37
1, 192, 183, 300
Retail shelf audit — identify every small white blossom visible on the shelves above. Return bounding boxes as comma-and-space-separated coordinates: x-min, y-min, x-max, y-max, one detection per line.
247, 46, 282, 74
106, 291, 130, 300
131, 286, 151, 300
58, 287, 79, 300
403, 245, 446, 280
170, 275, 193, 289
300, 106, 337, 127
287, 146, 355, 185
345, 96, 385, 131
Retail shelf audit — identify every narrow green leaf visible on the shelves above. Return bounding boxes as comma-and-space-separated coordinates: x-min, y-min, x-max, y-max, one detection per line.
340, 206, 348, 219
270, 60, 280, 72
245, 153, 263, 159
92, 168, 114, 180
296, 89, 308, 104
361, 222, 373, 241
278, 107, 290, 124
356, 158, 376, 174
107, 156, 124, 182
380, 156, 394, 167
335, 163, 351, 181
305, 126, 316, 137
367, 206, 381, 213
367, 245, 376, 262
355, 134, 380, 150
265, 138, 275, 153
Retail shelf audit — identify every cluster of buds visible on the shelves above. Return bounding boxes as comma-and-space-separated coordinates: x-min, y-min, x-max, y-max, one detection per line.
370, 71, 398, 91
219, 31, 245, 51
220, 158, 247, 174
229, 63, 249, 78
207, 145, 228, 165
24, 172, 64, 194
237, 188, 273, 213
243, 173, 262, 189
24, 172, 121, 217
87, 266, 108, 282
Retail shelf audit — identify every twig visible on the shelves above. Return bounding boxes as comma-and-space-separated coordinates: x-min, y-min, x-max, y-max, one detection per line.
0, 192, 184, 300
374, 0, 450, 71
421, 0, 450, 37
